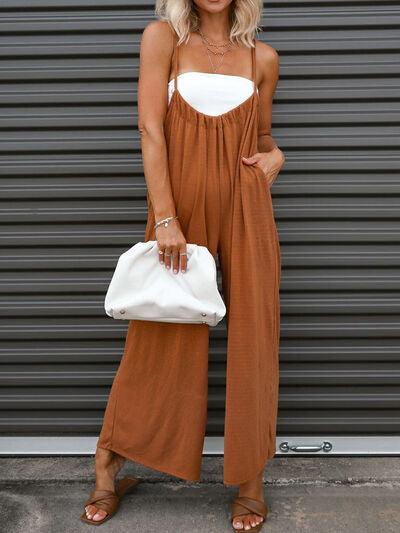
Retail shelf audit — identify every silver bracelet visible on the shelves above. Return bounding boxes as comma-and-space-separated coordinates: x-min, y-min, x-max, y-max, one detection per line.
154, 215, 178, 231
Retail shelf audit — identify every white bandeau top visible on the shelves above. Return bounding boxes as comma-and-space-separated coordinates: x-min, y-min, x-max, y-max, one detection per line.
168, 72, 258, 116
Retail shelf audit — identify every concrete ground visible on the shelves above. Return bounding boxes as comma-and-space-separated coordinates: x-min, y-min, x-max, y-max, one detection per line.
1, 456, 400, 533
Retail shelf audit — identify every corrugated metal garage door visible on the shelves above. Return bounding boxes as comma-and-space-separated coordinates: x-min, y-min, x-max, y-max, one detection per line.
1, 1, 400, 449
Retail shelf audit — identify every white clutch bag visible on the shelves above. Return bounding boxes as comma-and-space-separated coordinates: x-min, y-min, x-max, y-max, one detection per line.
104, 240, 226, 327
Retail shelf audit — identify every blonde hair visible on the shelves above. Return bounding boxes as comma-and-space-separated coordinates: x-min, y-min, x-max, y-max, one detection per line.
155, 0, 262, 48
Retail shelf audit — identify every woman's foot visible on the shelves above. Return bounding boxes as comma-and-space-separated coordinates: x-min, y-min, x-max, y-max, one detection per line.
84, 447, 126, 522
232, 469, 265, 530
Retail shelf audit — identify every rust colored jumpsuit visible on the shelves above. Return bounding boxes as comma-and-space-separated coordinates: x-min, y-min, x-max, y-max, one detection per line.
97, 33, 281, 486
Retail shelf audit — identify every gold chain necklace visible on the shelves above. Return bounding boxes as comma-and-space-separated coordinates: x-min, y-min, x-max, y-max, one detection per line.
197, 28, 234, 73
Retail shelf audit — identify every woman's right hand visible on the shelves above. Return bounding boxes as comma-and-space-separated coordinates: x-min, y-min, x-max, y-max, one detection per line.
156, 219, 187, 273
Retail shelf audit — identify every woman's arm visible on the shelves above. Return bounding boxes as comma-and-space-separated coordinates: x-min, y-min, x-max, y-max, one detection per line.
138, 21, 187, 273
257, 42, 280, 151
242, 41, 285, 185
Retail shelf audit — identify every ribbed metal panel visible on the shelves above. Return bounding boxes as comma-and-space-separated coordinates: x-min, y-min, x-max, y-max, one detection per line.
1, 1, 400, 442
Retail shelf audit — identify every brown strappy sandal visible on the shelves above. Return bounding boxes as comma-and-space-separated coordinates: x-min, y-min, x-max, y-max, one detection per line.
230, 496, 268, 532
80, 475, 142, 526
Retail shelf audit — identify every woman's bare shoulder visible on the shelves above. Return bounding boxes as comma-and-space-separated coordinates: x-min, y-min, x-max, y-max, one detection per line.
255, 39, 279, 64
255, 39, 280, 84
141, 19, 175, 47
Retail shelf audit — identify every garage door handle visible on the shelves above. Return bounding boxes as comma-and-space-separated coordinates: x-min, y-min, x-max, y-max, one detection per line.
279, 441, 333, 453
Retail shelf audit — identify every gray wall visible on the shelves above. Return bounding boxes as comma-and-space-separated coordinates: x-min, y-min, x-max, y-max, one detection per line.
1, 1, 400, 439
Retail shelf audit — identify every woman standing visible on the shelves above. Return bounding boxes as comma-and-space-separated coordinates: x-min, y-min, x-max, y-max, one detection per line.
81, 1, 285, 531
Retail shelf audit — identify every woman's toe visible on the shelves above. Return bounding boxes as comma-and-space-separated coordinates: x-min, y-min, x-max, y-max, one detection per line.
84, 504, 108, 521
92, 509, 108, 521
243, 515, 252, 530
253, 513, 262, 525
85, 504, 97, 519
233, 517, 244, 529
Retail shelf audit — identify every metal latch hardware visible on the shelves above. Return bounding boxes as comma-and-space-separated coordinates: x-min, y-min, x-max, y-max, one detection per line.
279, 441, 333, 453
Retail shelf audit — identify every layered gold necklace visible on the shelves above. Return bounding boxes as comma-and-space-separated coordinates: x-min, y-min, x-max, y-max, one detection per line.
197, 28, 234, 73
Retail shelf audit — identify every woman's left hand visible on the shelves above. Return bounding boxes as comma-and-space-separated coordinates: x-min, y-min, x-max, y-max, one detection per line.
242, 146, 285, 187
